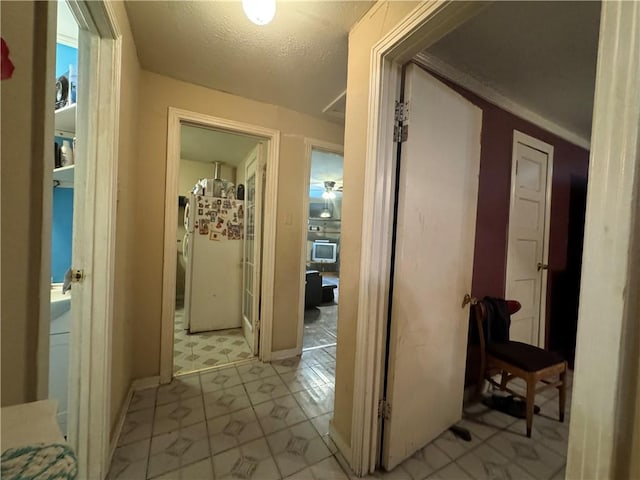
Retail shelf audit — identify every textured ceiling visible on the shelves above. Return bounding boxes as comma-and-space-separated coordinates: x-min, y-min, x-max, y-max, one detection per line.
310, 149, 343, 199
180, 124, 260, 166
125, 1, 374, 122
181, 124, 342, 198
425, 1, 600, 141
57, 1, 78, 45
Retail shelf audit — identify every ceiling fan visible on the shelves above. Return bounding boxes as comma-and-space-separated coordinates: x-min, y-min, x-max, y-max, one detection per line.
311, 179, 343, 196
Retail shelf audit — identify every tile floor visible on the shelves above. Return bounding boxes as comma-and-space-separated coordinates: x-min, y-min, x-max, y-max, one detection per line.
303, 276, 339, 351
174, 309, 254, 375
110, 346, 571, 480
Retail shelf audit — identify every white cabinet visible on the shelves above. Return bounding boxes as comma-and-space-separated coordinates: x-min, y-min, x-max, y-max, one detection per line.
53, 103, 76, 185
49, 332, 70, 435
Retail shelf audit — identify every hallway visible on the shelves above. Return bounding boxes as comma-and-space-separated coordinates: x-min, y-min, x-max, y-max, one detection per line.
109, 348, 570, 479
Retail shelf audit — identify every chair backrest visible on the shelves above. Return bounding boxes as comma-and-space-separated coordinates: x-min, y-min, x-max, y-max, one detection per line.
474, 298, 522, 348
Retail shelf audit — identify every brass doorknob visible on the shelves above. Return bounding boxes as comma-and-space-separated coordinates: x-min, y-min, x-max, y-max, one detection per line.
537, 262, 549, 271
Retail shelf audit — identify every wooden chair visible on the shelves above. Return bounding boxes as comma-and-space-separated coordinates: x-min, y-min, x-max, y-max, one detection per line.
474, 299, 568, 437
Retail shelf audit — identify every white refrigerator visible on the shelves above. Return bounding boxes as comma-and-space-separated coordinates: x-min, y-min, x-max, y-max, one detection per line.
183, 192, 244, 333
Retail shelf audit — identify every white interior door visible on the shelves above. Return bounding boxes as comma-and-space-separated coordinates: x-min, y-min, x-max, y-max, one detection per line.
242, 145, 263, 355
505, 131, 553, 346
382, 63, 482, 470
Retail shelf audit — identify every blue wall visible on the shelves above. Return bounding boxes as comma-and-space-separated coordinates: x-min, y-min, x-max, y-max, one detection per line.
51, 188, 74, 282
51, 43, 78, 282
56, 43, 77, 78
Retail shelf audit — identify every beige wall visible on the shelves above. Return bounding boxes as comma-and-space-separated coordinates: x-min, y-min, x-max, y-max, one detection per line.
178, 159, 236, 198
132, 71, 344, 378
109, 1, 141, 437
1, 1, 52, 406
332, 1, 419, 446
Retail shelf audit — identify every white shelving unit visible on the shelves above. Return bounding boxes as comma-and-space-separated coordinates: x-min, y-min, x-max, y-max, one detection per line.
54, 103, 76, 135
53, 103, 76, 186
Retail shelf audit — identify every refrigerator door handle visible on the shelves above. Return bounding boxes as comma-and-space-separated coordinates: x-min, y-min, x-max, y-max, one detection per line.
184, 201, 190, 231
183, 233, 190, 262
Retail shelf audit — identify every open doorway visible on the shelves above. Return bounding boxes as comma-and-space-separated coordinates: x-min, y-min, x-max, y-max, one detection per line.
160, 108, 280, 383
300, 146, 344, 354
349, 1, 604, 476
48, 0, 79, 437
174, 124, 264, 375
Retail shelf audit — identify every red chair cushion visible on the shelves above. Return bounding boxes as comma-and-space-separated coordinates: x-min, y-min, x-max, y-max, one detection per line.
487, 341, 565, 372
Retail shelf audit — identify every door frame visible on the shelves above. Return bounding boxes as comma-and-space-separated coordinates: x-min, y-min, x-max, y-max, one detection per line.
296, 139, 344, 356
351, 1, 640, 478
241, 144, 262, 356
160, 108, 280, 383
505, 130, 554, 347
37, 1, 122, 478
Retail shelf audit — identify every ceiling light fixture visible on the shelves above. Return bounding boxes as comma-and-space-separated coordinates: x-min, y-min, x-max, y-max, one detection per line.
322, 180, 336, 200
242, 0, 276, 26
319, 207, 332, 218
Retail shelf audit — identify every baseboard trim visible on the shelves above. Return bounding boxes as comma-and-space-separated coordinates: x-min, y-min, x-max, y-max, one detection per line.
329, 420, 353, 470
108, 376, 161, 466
270, 347, 300, 361
132, 376, 161, 390
107, 385, 134, 469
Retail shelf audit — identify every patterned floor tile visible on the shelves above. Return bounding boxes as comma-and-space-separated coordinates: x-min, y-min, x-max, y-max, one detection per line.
118, 407, 155, 446
266, 421, 332, 478
237, 363, 279, 383
157, 374, 202, 406
284, 456, 348, 480
150, 458, 214, 480
456, 444, 535, 480
203, 384, 252, 419
147, 422, 210, 479
208, 407, 264, 455
129, 388, 158, 412
112, 341, 571, 480
244, 376, 290, 406
153, 395, 205, 436
487, 430, 565, 479
463, 402, 519, 431
505, 413, 569, 455
273, 357, 305, 375
400, 443, 451, 480
293, 384, 334, 419
200, 366, 243, 393
426, 462, 472, 479
254, 395, 308, 435
172, 314, 254, 375
300, 349, 335, 368
212, 437, 281, 480
107, 438, 150, 480
550, 465, 566, 480
280, 368, 327, 393
309, 412, 332, 438
432, 428, 483, 461
358, 465, 413, 479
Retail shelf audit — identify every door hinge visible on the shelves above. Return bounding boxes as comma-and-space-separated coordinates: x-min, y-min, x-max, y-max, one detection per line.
393, 124, 408, 143
378, 398, 391, 420
395, 101, 409, 123
255, 317, 261, 331
70, 269, 84, 283
394, 101, 409, 143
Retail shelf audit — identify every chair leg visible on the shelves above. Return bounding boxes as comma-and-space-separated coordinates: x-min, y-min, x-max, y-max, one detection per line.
559, 367, 567, 423
525, 378, 536, 438
500, 371, 509, 390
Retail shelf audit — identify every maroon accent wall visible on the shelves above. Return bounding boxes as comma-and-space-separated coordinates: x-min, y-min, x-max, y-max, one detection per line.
425, 69, 590, 313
